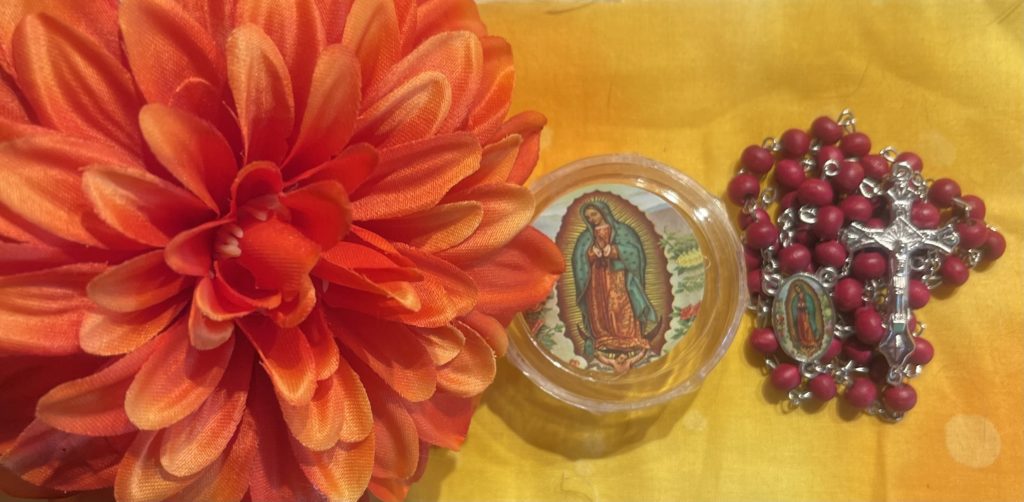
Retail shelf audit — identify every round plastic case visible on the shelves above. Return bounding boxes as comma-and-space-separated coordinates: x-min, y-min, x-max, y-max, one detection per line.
507, 154, 746, 412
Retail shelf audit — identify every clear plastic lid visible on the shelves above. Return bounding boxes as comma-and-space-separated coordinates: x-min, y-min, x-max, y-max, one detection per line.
506, 153, 746, 413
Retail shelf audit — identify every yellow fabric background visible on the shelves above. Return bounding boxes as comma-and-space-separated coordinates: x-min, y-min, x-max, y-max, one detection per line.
408, 1, 1024, 501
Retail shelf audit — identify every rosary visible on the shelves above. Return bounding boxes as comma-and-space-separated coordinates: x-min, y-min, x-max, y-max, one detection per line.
728, 110, 1005, 421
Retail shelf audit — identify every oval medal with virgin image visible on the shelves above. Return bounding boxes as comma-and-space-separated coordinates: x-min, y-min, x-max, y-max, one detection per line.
771, 274, 835, 363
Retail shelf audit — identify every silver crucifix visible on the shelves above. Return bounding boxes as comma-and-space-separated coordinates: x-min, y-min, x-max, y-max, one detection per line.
840, 162, 959, 385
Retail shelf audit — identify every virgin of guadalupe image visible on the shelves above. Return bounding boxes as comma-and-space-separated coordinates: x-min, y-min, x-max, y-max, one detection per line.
572, 200, 662, 374
787, 281, 822, 355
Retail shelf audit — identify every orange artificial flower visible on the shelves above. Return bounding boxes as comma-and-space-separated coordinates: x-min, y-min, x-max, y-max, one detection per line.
0, 0, 562, 500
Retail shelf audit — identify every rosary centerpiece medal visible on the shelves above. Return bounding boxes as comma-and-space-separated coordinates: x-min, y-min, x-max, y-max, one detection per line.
729, 110, 1006, 421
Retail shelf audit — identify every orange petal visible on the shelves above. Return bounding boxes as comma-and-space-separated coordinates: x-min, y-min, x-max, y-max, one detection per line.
247, 377, 327, 502
266, 274, 317, 329
125, 321, 235, 430
230, 161, 283, 211
139, 104, 237, 213
341, 0, 400, 89
0, 353, 104, 452
0, 134, 141, 248
284, 44, 361, 175
279, 368, 347, 451
301, 307, 341, 381
0, 263, 103, 356
238, 316, 316, 405
368, 476, 409, 502
159, 341, 252, 477
12, 14, 141, 156
438, 183, 534, 263
436, 322, 496, 398
168, 77, 242, 148
361, 375, 419, 480
463, 226, 563, 324
412, 0, 486, 44
335, 355, 374, 443
331, 311, 436, 403
452, 133, 521, 192
291, 144, 378, 196
82, 164, 214, 247
164, 218, 224, 277
404, 391, 475, 450
460, 310, 508, 357
395, 244, 477, 328
349, 133, 481, 220
370, 31, 482, 134
314, 0, 351, 44
353, 71, 451, 149
226, 24, 295, 164
0, 76, 27, 122
87, 250, 191, 313
363, 201, 481, 253
80, 292, 189, 356
294, 432, 375, 502
115, 431, 196, 502
236, 217, 320, 295
412, 325, 465, 366
188, 293, 236, 350
0, 463, 62, 499
3, 421, 133, 492
166, 409, 257, 502
120, 0, 224, 106
499, 111, 546, 185
468, 36, 515, 141
235, 0, 325, 120
0, 0, 121, 77
194, 275, 255, 322
36, 336, 162, 436
280, 180, 351, 249
213, 260, 282, 312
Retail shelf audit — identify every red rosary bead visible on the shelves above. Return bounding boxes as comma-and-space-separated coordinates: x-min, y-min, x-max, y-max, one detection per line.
792, 227, 816, 247
852, 251, 887, 280
812, 205, 844, 240
816, 145, 844, 169
895, 151, 923, 172
739, 208, 770, 229
798, 178, 834, 206
882, 384, 917, 413
779, 244, 812, 275
860, 154, 890, 180
910, 337, 934, 365
750, 327, 779, 354
927, 178, 961, 208
821, 337, 842, 363
747, 268, 763, 294
854, 306, 886, 345
809, 373, 837, 400
845, 377, 878, 409
771, 363, 802, 391
741, 145, 775, 175
956, 219, 990, 249
779, 190, 799, 209
728, 173, 760, 205
957, 194, 986, 220
839, 194, 873, 222
910, 201, 940, 229
940, 255, 969, 286
832, 160, 865, 194
908, 279, 930, 309
985, 230, 1006, 260
774, 159, 806, 191
834, 277, 864, 312
843, 340, 874, 365
745, 220, 779, 249
840, 132, 871, 157
813, 240, 847, 269
866, 217, 886, 229
811, 116, 843, 144
744, 246, 762, 270
781, 128, 811, 157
